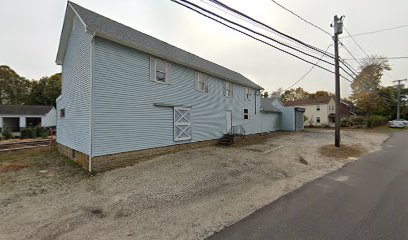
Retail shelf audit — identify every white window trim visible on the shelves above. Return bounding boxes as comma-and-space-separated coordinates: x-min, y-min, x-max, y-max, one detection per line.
150, 58, 171, 84
195, 72, 208, 92
316, 116, 321, 123
225, 81, 233, 97
316, 105, 321, 111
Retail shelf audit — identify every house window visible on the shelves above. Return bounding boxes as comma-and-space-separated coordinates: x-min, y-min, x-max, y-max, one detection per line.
316, 105, 320, 111
225, 81, 233, 97
60, 108, 65, 118
245, 87, 252, 100
243, 108, 249, 120
195, 72, 208, 92
316, 117, 320, 123
150, 58, 171, 84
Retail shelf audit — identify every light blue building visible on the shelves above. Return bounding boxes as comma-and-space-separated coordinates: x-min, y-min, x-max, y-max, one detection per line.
56, 2, 302, 171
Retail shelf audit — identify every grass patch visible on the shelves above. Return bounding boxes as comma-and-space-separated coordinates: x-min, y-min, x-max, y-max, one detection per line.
320, 144, 365, 159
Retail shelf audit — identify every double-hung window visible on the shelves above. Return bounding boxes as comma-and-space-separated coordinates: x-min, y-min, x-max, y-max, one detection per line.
245, 87, 251, 100
225, 81, 233, 97
150, 58, 171, 84
195, 72, 208, 92
316, 117, 321, 123
243, 108, 249, 120
316, 105, 320, 111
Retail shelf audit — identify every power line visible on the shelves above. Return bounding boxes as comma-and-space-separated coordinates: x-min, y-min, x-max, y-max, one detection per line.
341, 24, 408, 38
268, 0, 332, 36
284, 45, 333, 90
179, 0, 335, 65
344, 26, 370, 57
206, 0, 334, 58
172, 0, 336, 68
342, 56, 408, 60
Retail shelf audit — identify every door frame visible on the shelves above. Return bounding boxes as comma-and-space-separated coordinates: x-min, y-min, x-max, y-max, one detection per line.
226, 110, 232, 134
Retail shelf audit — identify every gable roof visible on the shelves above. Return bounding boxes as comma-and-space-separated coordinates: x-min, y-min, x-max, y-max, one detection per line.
261, 98, 281, 113
0, 105, 53, 115
56, 2, 263, 90
284, 96, 334, 107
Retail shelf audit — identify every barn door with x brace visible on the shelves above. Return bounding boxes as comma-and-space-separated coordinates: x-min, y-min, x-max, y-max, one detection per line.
174, 107, 192, 141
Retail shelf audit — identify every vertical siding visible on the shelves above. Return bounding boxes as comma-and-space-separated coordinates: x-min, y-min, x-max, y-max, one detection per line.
92, 38, 264, 156
56, 16, 92, 155
280, 107, 295, 131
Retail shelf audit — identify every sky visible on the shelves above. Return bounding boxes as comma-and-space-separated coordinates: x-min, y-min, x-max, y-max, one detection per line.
1, 0, 407, 97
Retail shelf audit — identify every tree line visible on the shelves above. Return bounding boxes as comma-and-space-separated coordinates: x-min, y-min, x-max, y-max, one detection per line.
262, 57, 408, 120
0, 65, 61, 107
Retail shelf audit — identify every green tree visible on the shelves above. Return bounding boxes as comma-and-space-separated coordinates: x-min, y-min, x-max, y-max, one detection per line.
350, 56, 391, 116
309, 90, 334, 98
0, 65, 30, 104
26, 73, 62, 107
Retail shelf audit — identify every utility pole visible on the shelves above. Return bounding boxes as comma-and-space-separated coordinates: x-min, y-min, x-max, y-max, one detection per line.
393, 79, 407, 120
332, 15, 344, 148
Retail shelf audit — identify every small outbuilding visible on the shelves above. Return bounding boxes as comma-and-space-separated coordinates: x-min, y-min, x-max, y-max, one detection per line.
261, 98, 304, 131
0, 105, 56, 134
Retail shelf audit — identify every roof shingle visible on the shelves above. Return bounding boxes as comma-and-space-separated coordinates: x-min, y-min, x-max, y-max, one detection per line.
284, 96, 334, 107
0, 105, 53, 115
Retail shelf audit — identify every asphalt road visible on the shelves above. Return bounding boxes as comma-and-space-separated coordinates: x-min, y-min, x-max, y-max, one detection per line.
208, 131, 408, 240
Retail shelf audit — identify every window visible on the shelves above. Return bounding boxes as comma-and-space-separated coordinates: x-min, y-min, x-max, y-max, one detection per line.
245, 87, 252, 100
150, 58, 171, 84
60, 108, 65, 118
316, 105, 320, 111
225, 81, 233, 97
195, 72, 208, 92
243, 108, 249, 120
316, 117, 320, 123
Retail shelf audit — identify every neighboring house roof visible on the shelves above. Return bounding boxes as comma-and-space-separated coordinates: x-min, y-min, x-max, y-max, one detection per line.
0, 105, 53, 115
56, 2, 263, 90
261, 98, 281, 113
284, 96, 334, 107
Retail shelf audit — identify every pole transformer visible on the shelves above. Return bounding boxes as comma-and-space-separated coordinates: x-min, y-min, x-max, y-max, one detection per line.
332, 15, 344, 148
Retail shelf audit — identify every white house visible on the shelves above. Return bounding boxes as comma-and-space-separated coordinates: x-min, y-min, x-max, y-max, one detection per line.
55, 2, 299, 172
0, 105, 56, 134
284, 96, 336, 126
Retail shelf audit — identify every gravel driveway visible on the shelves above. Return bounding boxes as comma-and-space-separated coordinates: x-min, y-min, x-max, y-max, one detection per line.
0, 129, 388, 240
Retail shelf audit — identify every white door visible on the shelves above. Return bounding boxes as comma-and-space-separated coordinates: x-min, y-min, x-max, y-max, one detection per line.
174, 107, 192, 141
226, 111, 232, 134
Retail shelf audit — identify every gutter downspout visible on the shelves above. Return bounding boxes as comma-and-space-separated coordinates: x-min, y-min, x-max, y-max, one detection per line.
89, 33, 95, 172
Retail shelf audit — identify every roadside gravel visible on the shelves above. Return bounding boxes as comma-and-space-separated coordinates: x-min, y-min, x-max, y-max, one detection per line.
0, 129, 388, 240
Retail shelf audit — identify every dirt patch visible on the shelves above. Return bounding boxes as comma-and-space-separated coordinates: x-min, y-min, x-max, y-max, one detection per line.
320, 144, 365, 159
0, 129, 388, 240
0, 163, 30, 173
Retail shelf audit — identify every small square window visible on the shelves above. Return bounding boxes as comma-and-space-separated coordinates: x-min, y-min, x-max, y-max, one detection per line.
316, 105, 320, 111
316, 117, 321, 123
244, 108, 249, 120
60, 108, 65, 118
155, 59, 166, 82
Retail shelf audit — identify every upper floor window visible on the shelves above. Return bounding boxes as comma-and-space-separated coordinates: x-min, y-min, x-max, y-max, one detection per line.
195, 72, 208, 92
316, 105, 320, 111
225, 81, 233, 97
245, 87, 252, 100
150, 58, 171, 84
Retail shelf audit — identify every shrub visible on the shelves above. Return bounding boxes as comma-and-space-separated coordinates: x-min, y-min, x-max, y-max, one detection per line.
20, 128, 35, 139
367, 115, 388, 128
34, 127, 48, 138
2, 131, 13, 139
